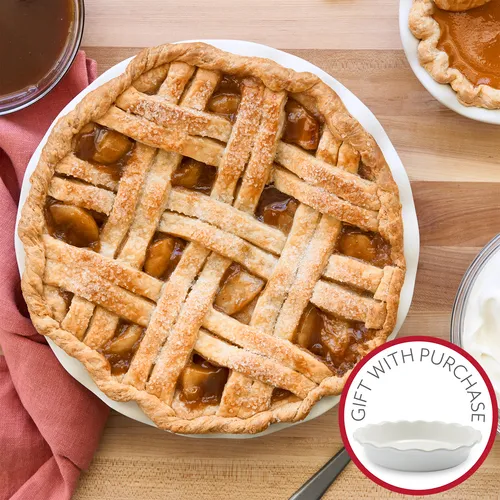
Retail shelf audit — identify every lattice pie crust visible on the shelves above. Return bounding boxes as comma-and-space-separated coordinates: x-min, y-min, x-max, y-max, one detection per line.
19, 43, 405, 434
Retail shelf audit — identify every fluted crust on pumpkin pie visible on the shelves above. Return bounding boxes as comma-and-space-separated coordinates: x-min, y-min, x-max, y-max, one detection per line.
434, 0, 491, 11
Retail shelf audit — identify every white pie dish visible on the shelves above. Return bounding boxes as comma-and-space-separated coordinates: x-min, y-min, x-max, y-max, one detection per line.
354, 421, 482, 472
14, 39, 419, 438
399, 0, 500, 125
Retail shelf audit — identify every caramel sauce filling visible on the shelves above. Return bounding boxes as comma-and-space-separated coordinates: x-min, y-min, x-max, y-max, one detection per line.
179, 354, 229, 406
255, 186, 299, 234
297, 304, 376, 376
433, 2, 500, 88
338, 226, 392, 268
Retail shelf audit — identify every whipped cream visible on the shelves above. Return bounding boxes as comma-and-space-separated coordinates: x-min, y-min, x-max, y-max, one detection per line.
463, 250, 500, 407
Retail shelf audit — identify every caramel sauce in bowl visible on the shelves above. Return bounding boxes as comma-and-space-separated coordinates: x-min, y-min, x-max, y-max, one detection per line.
0, 0, 84, 115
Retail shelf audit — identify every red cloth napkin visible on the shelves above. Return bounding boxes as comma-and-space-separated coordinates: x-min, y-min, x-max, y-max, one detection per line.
0, 52, 109, 500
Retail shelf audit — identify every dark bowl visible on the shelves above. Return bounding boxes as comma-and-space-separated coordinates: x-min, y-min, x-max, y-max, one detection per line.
0, 0, 85, 116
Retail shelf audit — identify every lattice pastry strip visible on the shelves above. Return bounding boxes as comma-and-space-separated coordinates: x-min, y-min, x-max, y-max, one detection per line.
167, 188, 286, 254
19, 43, 406, 434
219, 214, 342, 417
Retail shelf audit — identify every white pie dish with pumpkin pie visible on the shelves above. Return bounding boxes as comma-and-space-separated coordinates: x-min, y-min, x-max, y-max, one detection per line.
15, 40, 419, 436
402, 0, 500, 123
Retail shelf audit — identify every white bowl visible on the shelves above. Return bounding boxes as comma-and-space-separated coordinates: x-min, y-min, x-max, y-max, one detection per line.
399, 0, 500, 124
354, 421, 482, 472
451, 234, 500, 433
14, 40, 419, 438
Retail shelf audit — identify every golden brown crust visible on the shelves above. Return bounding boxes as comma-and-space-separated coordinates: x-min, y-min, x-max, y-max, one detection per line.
433, 0, 491, 11
409, 0, 500, 109
19, 42, 405, 434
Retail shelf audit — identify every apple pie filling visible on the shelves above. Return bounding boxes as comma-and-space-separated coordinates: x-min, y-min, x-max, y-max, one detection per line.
45, 198, 103, 249
297, 304, 375, 376
179, 354, 229, 406
143, 234, 186, 280
100, 323, 145, 375
171, 158, 217, 194
282, 99, 320, 151
271, 388, 295, 404
207, 75, 242, 122
75, 123, 133, 173
338, 225, 392, 268
214, 263, 264, 316
255, 186, 299, 234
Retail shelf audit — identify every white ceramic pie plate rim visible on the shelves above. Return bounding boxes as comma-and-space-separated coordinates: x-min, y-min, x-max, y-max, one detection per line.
354, 421, 482, 452
14, 40, 419, 439
399, 0, 500, 125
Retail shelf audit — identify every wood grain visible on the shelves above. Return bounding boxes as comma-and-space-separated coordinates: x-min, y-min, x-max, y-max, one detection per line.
82, 0, 401, 50
16, 1, 500, 497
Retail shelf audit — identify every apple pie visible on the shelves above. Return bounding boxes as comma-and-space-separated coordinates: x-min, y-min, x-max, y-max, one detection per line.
19, 43, 405, 434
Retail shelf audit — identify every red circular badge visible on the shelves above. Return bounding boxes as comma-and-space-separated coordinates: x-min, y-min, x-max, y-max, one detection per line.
339, 336, 497, 495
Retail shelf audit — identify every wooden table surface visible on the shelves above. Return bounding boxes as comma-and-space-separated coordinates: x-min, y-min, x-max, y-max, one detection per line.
25, 0, 500, 498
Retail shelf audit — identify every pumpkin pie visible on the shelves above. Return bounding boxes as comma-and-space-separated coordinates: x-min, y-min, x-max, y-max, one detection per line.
410, 0, 500, 108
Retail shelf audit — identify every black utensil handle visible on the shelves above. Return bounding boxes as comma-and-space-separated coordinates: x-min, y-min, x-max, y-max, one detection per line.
289, 447, 351, 500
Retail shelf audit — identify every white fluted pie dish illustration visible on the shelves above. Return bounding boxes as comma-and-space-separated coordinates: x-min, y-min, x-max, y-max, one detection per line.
354, 421, 482, 472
